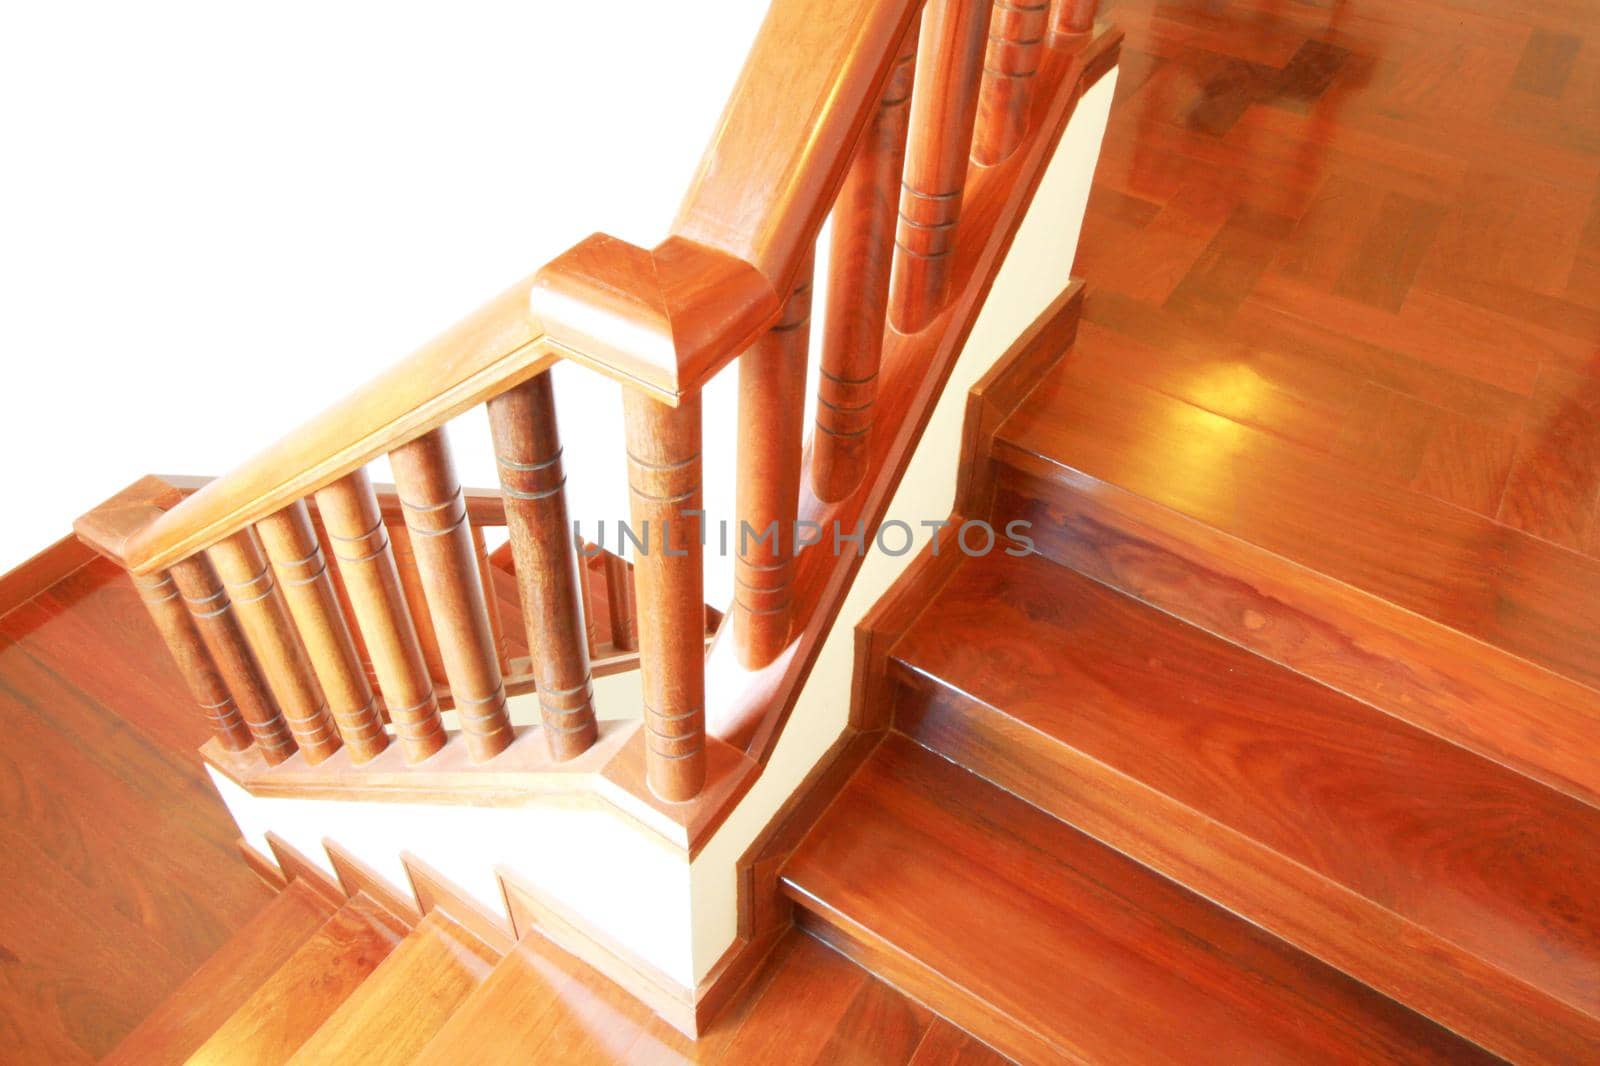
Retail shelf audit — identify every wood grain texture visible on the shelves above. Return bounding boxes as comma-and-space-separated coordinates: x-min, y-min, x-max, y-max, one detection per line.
813, 21, 919, 504
257, 501, 387, 761
893, 549, 1600, 1062
283, 910, 500, 1066
208, 529, 342, 763
170, 552, 298, 764
314, 469, 446, 762
734, 252, 814, 669
130, 567, 253, 751
0, 533, 93, 619
187, 892, 405, 1065
973, 0, 1051, 165
784, 735, 1495, 1066
890, 0, 995, 333
101, 880, 336, 1066
390, 429, 512, 762
489, 373, 599, 760
623, 389, 707, 801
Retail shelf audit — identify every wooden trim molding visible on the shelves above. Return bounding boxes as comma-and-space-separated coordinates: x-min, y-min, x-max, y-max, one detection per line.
402, 852, 516, 954
0, 534, 95, 618
236, 837, 288, 892
264, 831, 346, 908
325, 838, 423, 927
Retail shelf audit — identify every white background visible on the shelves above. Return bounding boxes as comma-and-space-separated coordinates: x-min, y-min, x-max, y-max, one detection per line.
0, 1, 775, 574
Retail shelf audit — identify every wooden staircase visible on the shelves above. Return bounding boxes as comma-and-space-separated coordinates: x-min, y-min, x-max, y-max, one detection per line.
775, 289, 1600, 1064
103, 851, 995, 1065
9, 0, 1599, 1060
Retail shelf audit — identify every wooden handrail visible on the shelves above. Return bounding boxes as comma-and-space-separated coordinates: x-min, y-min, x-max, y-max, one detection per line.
76, 0, 1119, 814
123, 275, 557, 576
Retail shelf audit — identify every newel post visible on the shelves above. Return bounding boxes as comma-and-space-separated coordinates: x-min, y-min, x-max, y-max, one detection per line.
623, 388, 707, 802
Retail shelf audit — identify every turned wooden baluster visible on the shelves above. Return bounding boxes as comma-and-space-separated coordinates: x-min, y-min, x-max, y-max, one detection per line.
389, 522, 449, 685
488, 374, 600, 761
605, 553, 637, 652
736, 251, 815, 668
1053, 0, 1096, 34
390, 428, 514, 762
974, 0, 1051, 165
890, 0, 995, 334
131, 570, 254, 751
315, 469, 447, 762
813, 22, 919, 504
169, 554, 298, 764
257, 501, 389, 762
207, 529, 342, 763
623, 390, 706, 801
471, 525, 511, 672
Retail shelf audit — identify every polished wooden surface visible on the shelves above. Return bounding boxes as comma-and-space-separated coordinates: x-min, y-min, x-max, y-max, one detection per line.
283, 910, 500, 1065
734, 253, 814, 668
186, 891, 405, 1064
894, 548, 1600, 1061
170, 552, 299, 765
209, 529, 343, 764
673, 0, 925, 293
973, 0, 1051, 165
257, 501, 388, 762
891, 0, 994, 334
814, 23, 919, 504
784, 735, 1493, 1065
0, 559, 276, 1061
314, 469, 447, 762
131, 568, 254, 751
390, 429, 513, 762
624, 390, 708, 801
102, 880, 336, 1066
489, 373, 599, 760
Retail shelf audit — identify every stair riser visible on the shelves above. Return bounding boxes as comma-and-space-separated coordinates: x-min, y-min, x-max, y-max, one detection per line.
986, 457, 1600, 812
788, 893, 1075, 1064
893, 672, 1600, 1065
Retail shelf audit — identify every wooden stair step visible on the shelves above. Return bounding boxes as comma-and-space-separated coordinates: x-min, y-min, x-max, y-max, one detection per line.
284, 908, 501, 1065
781, 734, 1496, 1066
892, 548, 1600, 1063
185, 891, 406, 1064
416, 918, 982, 1064
988, 350, 1600, 809
102, 879, 339, 1065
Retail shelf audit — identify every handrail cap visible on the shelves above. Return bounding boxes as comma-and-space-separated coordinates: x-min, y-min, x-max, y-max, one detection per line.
532, 233, 781, 405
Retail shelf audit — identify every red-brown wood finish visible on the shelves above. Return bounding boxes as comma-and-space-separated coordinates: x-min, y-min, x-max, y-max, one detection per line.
472, 525, 511, 674
890, 0, 994, 334
623, 389, 706, 801
734, 251, 815, 669
314, 469, 446, 763
130, 569, 253, 752
169, 553, 297, 764
488, 373, 599, 760
784, 736, 1495, 1065
973, 0, 1051, 166
1051, 0, 1094, 36
207, 529, 342, 764
388, 521, 450, 686
390, 429, 513, 762
604, 552, 638, 652
813, 23, 919, 504
257, 501, 389, 762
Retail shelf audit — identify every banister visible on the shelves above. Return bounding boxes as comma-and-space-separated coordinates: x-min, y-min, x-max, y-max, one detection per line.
123, 274, 558, 575
673, 0, 925, 295
120, 0, 925, 574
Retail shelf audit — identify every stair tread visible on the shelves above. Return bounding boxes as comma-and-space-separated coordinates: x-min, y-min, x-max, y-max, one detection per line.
186, 891, 406, 1065
993, 350, 1600, 692
416, 920, 959, 1064
284, 908, 501, 1065
782, 734, 1495, 1065
893, 548, 1600, 1023
102, 879, 337, 1066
